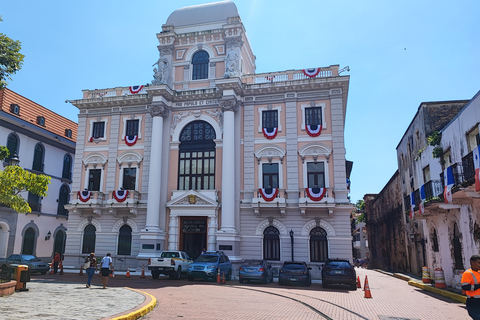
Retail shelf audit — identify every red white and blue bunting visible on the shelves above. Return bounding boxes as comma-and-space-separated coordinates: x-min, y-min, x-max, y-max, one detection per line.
259, 188, 278, 202
305, 124, 322, 137
89, 137, 94, 142
265, 76, 275, 82
78, 190, 91, 202
262, 127, 278, 140
113, 190, 129, 202
125, 135, 138, 146
302, 68, 321, 78
305, 187, 326, 201
129, 85, 144, 94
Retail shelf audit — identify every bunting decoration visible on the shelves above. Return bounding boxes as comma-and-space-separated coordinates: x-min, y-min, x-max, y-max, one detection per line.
443, 166, 454, 204
265, 76, 275, 82
474, 145, 480, 192
302, 68, 321, 78
306, 187, 326, 201
259, 188, 278, 202
262, 127, 278, 140
89, 137, 94, 142
78, 190, 91, 202
129, 85, 144, 94
410, 192, 415, 219
125, 135, 138, 146
419, 184, 426, 214
305, 124, 322, 137
113, 190, 129, 202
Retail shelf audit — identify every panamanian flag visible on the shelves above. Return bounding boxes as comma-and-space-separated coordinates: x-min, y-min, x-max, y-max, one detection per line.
419, 184, 426, 214
443, 165, 454, 203
473, 145, 480, 192
410, 192, 415, 219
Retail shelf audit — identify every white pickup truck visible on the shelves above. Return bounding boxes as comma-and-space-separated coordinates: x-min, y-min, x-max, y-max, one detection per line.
147, 251, 193, 279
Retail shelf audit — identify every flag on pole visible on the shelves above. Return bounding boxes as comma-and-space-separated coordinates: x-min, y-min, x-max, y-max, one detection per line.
419, 184, 426, 214
410, 192, 415, 219
473, 145, 480, 192
443, 166, 454, 203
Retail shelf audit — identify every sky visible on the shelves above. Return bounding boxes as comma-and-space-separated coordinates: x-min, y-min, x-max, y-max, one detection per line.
1, 0, 479, 204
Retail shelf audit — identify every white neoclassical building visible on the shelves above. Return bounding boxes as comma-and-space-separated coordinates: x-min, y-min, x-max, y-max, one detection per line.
63, 1, 353, 277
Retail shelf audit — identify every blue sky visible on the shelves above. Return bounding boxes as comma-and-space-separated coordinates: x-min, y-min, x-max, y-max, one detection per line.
2, 0, 479, 204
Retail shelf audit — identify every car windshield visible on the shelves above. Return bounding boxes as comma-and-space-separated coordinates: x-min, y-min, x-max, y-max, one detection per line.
242, 260, 261, 266
195, 255, 218, 263
22, 255, 40, 262
161, 252, 180, 258
283, 263, 305, 270
327, 261, 351, 268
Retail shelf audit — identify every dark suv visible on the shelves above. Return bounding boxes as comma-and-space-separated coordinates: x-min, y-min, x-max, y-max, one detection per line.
321, 259, 357, 290
187, 251, 232, 281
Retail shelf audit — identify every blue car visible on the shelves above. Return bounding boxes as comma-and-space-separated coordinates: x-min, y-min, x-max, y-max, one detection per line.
239, 259, 273, 284
187, 251, 232, 281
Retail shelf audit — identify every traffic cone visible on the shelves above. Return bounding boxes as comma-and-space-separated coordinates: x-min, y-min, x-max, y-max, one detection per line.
140, 265, 146, 279
222, 272, 226, 284
59, 260, 64, 275
216, 268, 221, 283
79, 265, 84, 276
364, 276, 372, 298
50, 260, 54, 275
357, 276, 361, 288
125, 267, 131, 278
110, 267, 114, 277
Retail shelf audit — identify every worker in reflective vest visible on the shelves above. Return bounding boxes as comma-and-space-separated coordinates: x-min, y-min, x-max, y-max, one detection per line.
462, 254, 480, 320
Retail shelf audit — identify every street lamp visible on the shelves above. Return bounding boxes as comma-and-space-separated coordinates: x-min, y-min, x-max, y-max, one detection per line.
8, 152, 20, 166
289, 229, 294, 261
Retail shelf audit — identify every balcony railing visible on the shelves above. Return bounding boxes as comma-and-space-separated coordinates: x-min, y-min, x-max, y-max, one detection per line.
462, 150, 475, 186
405, 179, 443, 214
243, 66, 339, 85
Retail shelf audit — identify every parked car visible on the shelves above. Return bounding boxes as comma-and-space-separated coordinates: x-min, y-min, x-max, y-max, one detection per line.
0, 254, 50, 274
278, 261, 311, 286
239, 259, 274, 284
187, 251, 232, 281
321, 259, 357, 290
148, 251, 192, 279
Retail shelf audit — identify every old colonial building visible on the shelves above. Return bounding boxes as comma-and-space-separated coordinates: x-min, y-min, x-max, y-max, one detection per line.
0, 88, 77, 262
63, 1, 353, 277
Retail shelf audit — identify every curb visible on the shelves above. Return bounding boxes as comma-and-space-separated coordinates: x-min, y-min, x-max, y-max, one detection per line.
110, 288, 157, 320
408, 280, 466, 304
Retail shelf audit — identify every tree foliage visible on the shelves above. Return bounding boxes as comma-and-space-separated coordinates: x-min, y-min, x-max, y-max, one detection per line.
0, 147, 50, 213
355, 200, 366, 222
0, 17, 25, 89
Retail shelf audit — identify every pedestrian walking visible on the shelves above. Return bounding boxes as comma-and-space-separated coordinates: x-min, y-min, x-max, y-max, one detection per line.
462, 254, 480, 319
100, 253, 113, 289
85, 253, 97, 288
53, 251, 61, 274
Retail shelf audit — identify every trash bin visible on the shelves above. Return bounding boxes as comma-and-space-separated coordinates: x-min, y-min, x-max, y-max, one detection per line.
14, 265, 30, 291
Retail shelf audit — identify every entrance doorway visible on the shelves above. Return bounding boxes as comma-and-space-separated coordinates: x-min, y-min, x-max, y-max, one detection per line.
180, 217, 207, 259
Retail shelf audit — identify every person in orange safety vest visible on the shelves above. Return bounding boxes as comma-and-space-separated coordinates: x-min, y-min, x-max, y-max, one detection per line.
462, 254, 480, 320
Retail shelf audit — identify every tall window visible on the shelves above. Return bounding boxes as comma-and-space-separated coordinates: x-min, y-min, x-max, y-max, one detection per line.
82, 225, 96, 254
307, 162, 325, 188
6, 133, 19, 160
62, 154, 72, 180
263, 226, 280, 260
22, 227, 35, 255
305, 107, 322, 126
92, 122, 105, 139
28, 192, 41, 212
88, 169, 102, 191
117, 225, 132, 255
122, 168, 137, 190
262, 110, 278, 129
126, 119, 139, 137
57, 185, 69, 216
262, 163, 279, 188
431, 228, 439, 252
192, 51, 209, 80
310, 227, 328, 262
32, 143, 44, 172
178, 121, 216, 190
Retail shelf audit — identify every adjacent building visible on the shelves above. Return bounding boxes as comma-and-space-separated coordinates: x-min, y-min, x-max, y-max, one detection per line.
0, 88, 77, 263
63, 1, 353, 277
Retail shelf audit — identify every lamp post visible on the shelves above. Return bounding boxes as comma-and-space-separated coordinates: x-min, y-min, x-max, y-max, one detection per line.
289, 229, 294, 261
8, 152, 20, 166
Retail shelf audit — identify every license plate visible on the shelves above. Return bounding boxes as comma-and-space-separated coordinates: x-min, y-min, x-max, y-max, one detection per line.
159, 267, 165, 270
246, 269, 255, 273
290, 278, 297, 281
334, 270, 343, 274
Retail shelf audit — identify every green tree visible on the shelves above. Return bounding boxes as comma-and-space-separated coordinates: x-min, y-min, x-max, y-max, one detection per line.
0, 146, 50, 213
0, 16, 25, 89
355, 200, 366, 222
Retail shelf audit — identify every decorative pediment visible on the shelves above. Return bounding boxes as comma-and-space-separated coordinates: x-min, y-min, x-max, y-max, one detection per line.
298, 143, 332, 163
254, 145, 286, 164
167, 190, 219, 207
117, 152, 143, 168
83, 153, 108, 170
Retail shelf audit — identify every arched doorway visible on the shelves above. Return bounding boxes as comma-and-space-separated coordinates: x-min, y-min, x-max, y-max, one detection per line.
22, 227, 35, 255
54, 230, 66, 258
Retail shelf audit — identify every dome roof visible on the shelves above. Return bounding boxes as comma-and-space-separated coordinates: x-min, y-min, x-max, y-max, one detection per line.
165, 1, 239, 28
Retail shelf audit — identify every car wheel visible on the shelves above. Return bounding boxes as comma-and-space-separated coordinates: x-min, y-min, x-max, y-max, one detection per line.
170, 266, 181, 280
226, 269, 232, 281
152, 272, 159, 280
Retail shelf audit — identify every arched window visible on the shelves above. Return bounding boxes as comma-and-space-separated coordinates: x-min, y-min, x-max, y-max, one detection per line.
310, 227, 328, 262
62, 154, 72, 180
82, 225, 96, 254
57, 185, 70, 216
6, 133, 19, 161
263, 226, 280, 261
32, 143, 44, 172
54, 230, 66, 257
192, 51, 209, 80
22, 227, 35, 255
178, 121, 216, 190
117, 225, 132, 256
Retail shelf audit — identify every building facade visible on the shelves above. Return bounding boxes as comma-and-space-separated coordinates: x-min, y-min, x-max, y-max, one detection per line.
0, 88, 77, 262
63, 1, 353, 277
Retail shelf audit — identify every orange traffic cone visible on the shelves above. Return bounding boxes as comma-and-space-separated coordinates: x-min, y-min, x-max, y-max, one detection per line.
217, 268, 221, 283
222, 272, 226, 284
59, 260, 64, 275
79, 265, 84, 276
364, 276, 372, 298
50, 260, 54, 275
357, 276, 361, 288
140, 265, 146, 279
110, 267, 114, 277
126, 267, 131, 278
